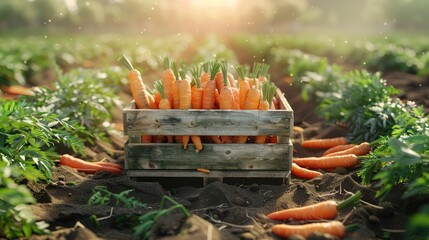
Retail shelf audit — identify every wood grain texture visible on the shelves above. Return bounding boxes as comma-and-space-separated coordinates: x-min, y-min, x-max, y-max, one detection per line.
125, 141, 292, 171
123, 88, 293, 138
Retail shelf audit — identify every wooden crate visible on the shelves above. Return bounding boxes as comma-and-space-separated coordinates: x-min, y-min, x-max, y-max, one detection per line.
123, 88, 293, 184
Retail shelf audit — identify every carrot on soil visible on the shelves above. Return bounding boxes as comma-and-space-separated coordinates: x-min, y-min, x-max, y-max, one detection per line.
301, 137, 348, 149
60, 154, 121, 174
323, 144, 356, 156
271, 221, 346, 238
324, 142, 371, 157
293, 154, 359, 169
291, 163, 322, 180
267, 191, 361, 221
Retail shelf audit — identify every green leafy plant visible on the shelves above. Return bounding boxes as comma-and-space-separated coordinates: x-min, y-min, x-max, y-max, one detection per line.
0, 100, 87, 179
133, 196, 191, 240
87, 187, 190, 240
88, 186, 149, 209
25, 65, 120, 143
406, 204, 429, 240
0, 162, 49, 239
317, 70, 401, 142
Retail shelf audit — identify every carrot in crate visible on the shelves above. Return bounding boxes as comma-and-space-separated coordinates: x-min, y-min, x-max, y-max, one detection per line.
171, 61, 181, 110
190, 65, 203, 110
202, 61, 222, 144
236, 64, 250, 110
160, 57, 176, 108
190, 66, 204, 151
177, 69, 192, 150
118, 55, 151, 143
200, 61, 211, 87
154, 80, 173, 143
255, 81, 276, 144
218, 61, 234, 143
236, 64, 261, 144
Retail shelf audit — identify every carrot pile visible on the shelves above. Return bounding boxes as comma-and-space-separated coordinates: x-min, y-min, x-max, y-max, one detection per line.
268, 191, 362, 238
118, 57, 282, 151
291, 136, 372, 180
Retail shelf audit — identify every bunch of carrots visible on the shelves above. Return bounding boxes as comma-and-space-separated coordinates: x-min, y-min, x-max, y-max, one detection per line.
291, 136, 372, 180
267, 190, 362, 238
118, 55, 281, 152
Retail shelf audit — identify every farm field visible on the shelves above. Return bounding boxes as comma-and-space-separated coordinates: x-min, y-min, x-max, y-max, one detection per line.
1, 1, 429, 240
1, 33, 428, 240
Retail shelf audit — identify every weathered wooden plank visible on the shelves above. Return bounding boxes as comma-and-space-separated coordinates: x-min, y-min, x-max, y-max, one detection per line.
127, 169, 290, 179
124, 109, 292, 136
123, 88, 293, 137
125, 142, 292, 171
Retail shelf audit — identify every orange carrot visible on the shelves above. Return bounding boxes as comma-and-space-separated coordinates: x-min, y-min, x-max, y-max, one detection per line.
323, 144, 356, 156
118, 55, 151, 110
293, 154, 359, 169
155, 80, 173, 143
218, 61, 234, 143
202, 62, 220, 110
227, 72, 236, 88
301, 137, 348, 149
161, 57, 176, 108
202, 62, 222, 144
272, 96, 279, 110
0, 85, 34, 96
236, 65, 250, 110
291, 163, 322, 180
190, 66, 204, 110
196, 168, 210, 174
325, 142, 371, 157
171, 61, 181, 109
118, 55, 151, 143
178, 70, 192, 150
60, 154, 121, 174
148, 93, 157, 109
244, 80, 261, 110
267, 191, 361, 221
200, 62, 211, 87
92, 161, 122, 170
272, 221, 346, 238
255, 81, 276, 144
190, 66, 204, 151
236, 67, 261, 144
154, 91, 162, 108
214, 71, 229, 93
218, 61, 235, 110
231, 87, 240, 110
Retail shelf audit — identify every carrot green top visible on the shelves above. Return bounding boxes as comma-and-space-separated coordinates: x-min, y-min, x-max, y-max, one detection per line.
118, 55, 134, 71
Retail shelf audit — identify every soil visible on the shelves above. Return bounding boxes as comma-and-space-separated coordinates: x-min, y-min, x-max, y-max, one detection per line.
27, 71, 427, 240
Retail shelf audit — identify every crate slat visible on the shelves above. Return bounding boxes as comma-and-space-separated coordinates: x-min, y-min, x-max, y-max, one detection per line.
127, 169, 290, 185
123, 88, 293, 138
125, 142, 292, 171
124, 109, 291, 136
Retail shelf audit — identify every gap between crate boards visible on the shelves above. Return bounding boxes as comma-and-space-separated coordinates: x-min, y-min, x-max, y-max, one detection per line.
127, 169, 291, 186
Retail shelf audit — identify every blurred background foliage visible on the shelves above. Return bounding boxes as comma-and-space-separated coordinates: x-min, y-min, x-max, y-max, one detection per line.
1, 0, 428, 35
